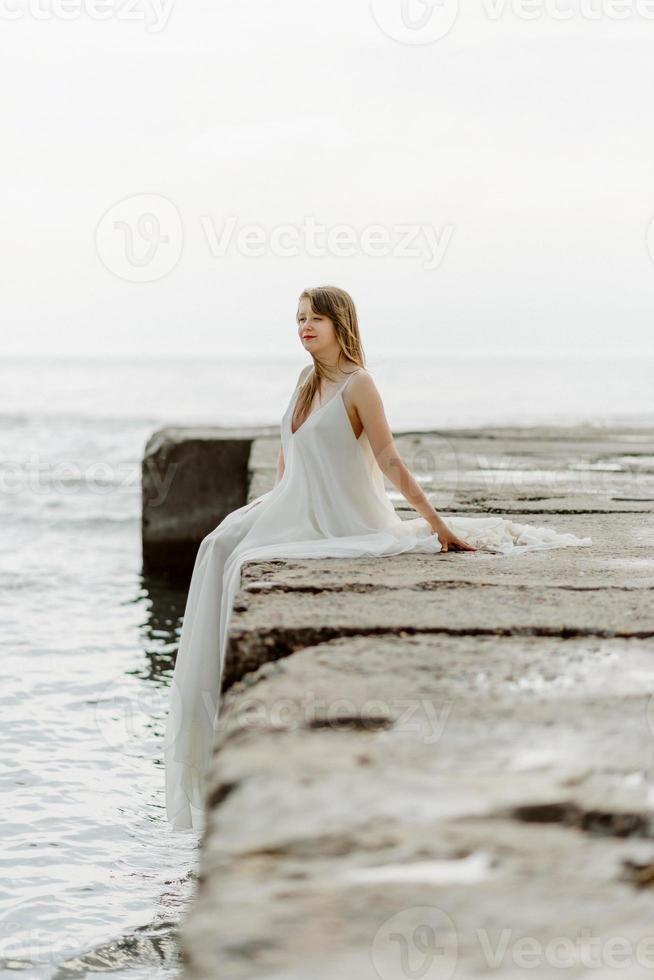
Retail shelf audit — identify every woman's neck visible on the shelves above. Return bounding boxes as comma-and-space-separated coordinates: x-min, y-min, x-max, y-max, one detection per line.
312, 356, 358, 380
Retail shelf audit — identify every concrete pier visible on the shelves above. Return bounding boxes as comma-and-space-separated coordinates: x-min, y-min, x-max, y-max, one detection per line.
141, 425, 277, 577
172, 424, 654, 980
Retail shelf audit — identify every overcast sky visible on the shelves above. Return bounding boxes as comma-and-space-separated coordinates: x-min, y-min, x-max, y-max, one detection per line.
2, 0, 653, 359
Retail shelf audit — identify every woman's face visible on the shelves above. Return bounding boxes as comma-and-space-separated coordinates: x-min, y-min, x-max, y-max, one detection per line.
296, 298, 336, 355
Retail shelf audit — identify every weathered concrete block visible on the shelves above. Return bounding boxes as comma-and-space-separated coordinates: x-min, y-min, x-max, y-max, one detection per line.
141, 425, 277, 578
183, 632, 654, 980
221, 512, 652, 692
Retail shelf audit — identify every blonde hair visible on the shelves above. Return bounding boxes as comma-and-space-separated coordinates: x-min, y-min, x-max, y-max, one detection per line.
294, 285, 366, 428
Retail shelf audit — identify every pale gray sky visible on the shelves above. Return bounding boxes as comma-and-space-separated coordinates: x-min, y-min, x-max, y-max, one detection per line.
2, 0, 653, 358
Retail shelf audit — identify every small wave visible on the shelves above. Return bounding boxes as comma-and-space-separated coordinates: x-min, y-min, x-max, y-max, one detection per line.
0, 915, 184, 979
3, 513, 139, 529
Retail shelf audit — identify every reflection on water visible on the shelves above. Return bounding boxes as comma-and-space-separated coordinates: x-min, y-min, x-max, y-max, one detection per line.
0, 400, 202, 976
1, 558, 199, 978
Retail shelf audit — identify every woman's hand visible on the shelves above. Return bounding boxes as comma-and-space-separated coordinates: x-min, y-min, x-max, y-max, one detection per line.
432, 522, 477, 553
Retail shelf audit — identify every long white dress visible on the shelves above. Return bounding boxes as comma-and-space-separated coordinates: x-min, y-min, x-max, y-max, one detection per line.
164, 369, 592, 830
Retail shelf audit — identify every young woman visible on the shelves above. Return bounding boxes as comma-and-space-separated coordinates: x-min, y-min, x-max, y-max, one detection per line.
164, 285, 592, 831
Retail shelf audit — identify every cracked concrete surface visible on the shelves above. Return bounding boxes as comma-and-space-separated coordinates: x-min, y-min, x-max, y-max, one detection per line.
178, 425, 654, 980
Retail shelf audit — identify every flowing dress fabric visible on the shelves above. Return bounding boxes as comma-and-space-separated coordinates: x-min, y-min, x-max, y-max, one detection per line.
164, 371, 592, 830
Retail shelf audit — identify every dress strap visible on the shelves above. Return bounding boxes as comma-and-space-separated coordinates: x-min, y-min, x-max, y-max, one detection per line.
298, 367, 362, 392
339, 368, 362, 391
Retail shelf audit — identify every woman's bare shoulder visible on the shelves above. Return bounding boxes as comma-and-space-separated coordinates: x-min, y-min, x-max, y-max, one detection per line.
346, 368, 384, 412
350, 366, 378, 392
295, 364, 313, 387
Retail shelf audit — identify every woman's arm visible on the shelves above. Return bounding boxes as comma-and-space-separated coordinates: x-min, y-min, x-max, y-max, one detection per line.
349, 371, 476, 552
